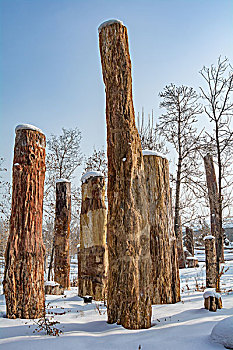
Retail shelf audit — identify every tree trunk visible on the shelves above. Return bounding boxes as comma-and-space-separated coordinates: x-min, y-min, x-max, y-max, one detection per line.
54, 179, 71, 290
143, 152, 180, 304
184, 227, 194, 256
204, 236, 217, 289
78, 173, 107, 301
99, 20, 152, 329
3, 125, 46, 319
204, 154, 224, 290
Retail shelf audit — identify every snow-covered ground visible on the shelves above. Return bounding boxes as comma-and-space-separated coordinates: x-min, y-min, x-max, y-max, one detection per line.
0, 252, 233, 350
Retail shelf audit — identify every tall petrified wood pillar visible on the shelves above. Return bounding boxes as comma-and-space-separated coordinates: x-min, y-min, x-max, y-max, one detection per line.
78, 172, 107, 301
54, 179, 71, 290
204, 154, 224, 277
184, 227, 194, 256
204, 235, 217, 288
99, 20, 152, 329
3, 124, 46, 319
143, 150, 180, 304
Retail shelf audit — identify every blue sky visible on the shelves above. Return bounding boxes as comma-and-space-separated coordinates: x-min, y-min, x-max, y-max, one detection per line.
1, 0, 233, 181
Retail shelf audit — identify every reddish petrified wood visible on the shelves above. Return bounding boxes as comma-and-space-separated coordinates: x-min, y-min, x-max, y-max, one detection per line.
54, 180, 71, 290
3, 125, 46, 319
99, 20, 152, 329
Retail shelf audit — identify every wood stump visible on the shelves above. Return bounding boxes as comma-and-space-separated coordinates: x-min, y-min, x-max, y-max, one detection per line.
204, 236, 217, 288
3, 124, 46, 319
45, 282, 64, 295
78, 172, 107, 301
54, 179, 71, 290
99, 20, 152, 329
143, 150, 180, 304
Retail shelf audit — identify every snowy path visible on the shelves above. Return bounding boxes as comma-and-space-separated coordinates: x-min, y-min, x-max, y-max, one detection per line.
0, 261, 232, 350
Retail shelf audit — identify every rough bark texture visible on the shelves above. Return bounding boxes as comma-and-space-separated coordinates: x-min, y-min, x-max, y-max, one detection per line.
184, 227, 194, 256
45, 284, 64, 295
54, 180, 71, 290
3, 127, 46, 319
99, 20, 152, 329
78, 175, 107, 301
204, 154, 224, 284
204, 296, 222, 312
177, 216, 186, 268
205, 237, 217, 288
143, 154, 180, 304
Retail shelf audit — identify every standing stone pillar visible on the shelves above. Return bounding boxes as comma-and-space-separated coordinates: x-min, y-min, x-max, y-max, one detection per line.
3, 124, 46, 319
143, 150, 180, 304
204, 154, 224, 289
54, 179, 71, 290
99, 20, 152, 329
78, 172, 107, 301
177, 216, 186, 268
204, 235, 217, 288
184, 227, 194, 256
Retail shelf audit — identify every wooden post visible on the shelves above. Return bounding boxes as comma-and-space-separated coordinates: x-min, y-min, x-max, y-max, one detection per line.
78, 172, 107, 301
143, 150, 180, 304
3, 124, 46, 319
204, 154, 224, 290
204, 235, 217, 289
184, 227, 194, 256
54, 179, 71, 290
99, 20, 152, 329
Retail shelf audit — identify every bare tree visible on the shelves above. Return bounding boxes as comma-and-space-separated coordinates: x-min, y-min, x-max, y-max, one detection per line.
83, 147, 107, 178
159, 84, 203, 241
137, 108, 168, 153
200, 56, 233, 282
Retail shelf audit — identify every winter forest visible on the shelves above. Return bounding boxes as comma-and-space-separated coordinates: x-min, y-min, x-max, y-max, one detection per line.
0, 2, 233, 350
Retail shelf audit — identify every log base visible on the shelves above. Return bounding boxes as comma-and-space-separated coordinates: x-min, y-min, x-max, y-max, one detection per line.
204, 296, 222, 312
45, 283, 64, 295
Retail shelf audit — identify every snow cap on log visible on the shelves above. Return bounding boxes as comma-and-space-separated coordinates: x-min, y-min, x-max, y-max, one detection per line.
81, 171, 104, 184
98, 19, 124, 33
15, 124, 44, 135
142, 149, 167, 159
55, 178, 70, 183
204, 235, 215, 240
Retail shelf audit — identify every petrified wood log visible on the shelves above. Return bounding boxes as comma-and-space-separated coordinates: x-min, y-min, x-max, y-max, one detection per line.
3, 124, 46, 319
204, 235, 217, 288
45, 282, 64, 295
143, 150, 180, 304
204, 290, 222, 312
78, 172, 107, 301
204, 154, 224, 289
99, 19, 152, 329
177, 216, 186, 268
184, 227, 194, 256
54, 179, 71, 290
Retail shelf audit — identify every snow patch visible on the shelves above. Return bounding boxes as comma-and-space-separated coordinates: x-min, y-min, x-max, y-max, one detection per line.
211, 316, 233, 349
81, 171, 104, 184
203, 235, 215, 240
44, 281, 59, 287
98, 19, 124, 33
142, 149, 167, 159
186, 256, 198, 260
203, 289, 221, 299
122, 158, 126, 162
15, 124, 43, 134
56, 178, 70, 183
14, 163, 20, 166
